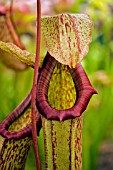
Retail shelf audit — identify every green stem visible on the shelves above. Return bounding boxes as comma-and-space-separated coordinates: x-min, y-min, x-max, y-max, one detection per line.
31, 0, 41, 170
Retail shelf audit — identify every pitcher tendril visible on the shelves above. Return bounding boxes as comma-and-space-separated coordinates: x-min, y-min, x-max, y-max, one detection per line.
31, 0, 41, 170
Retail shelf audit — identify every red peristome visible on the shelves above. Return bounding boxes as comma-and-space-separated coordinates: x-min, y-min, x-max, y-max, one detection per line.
36, 52, 97, 121
0, 92, 42, 140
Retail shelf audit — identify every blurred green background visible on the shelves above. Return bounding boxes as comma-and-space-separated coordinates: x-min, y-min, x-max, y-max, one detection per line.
0, 0, 113, 170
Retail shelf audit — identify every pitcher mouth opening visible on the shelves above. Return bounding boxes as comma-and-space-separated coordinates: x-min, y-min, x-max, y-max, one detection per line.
36, 52, 97, 121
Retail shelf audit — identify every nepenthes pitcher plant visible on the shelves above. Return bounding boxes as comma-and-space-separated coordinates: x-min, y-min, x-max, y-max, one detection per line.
0, 1, 97, 169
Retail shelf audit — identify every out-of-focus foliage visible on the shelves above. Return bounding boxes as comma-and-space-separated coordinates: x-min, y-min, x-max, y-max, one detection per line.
71, 1, 113, 170
0, 0, 113, 170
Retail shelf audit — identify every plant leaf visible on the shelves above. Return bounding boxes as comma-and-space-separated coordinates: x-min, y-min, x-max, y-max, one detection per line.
41, 13, 93, 67
0, 41, 35, 68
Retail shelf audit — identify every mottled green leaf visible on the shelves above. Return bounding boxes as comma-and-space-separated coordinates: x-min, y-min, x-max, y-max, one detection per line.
42, 13, 93, 67
0, 41, 35, 68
